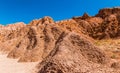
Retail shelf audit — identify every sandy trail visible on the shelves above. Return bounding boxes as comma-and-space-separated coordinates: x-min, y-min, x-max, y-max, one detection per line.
0, 53, 38, 73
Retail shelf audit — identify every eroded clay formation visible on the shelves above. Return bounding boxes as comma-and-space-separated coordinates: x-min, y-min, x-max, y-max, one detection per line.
1, 8, 120, 73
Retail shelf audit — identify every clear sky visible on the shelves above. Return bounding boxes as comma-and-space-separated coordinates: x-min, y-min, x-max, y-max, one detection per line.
0, 0, 120, 25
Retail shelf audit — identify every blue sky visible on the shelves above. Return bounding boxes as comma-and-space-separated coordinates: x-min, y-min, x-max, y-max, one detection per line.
0, 0, 120, 25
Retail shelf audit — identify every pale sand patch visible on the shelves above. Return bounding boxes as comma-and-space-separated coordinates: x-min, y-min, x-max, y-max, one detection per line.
0, 53, 38, 73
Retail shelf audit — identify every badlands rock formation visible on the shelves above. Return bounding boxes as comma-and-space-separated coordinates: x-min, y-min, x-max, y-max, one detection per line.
73, 8, 120, 39
37, 32, 112, 73
1, 8, 120, 73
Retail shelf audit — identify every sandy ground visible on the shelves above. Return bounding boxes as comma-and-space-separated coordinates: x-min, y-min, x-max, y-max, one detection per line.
0, 53, 38, 73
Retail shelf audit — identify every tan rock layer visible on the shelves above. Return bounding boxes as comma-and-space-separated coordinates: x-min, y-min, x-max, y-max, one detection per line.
37, 32, 120, 73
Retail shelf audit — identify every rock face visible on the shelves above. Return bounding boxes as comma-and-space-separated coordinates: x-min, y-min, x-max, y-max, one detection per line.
96, 8, 120, 18
37, 32, 113, 73
73, 8, 120, 39
0, 8, 120, 73
6, 17, 65, 62
0, 22, 26, 52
